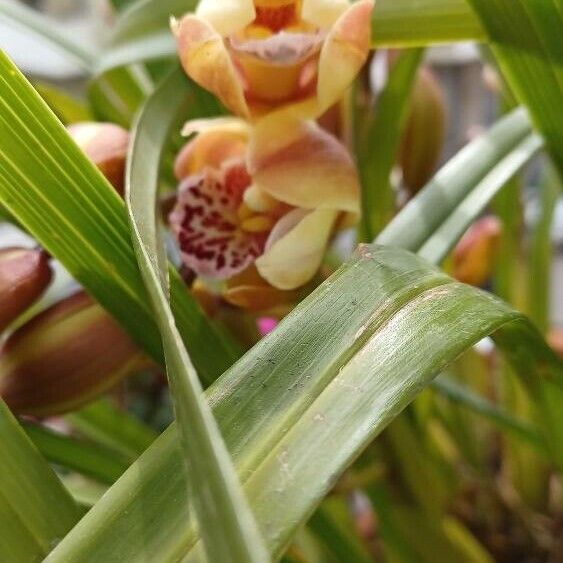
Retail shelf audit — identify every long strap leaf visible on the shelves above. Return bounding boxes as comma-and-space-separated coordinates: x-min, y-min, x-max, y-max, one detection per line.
125, 68, 269, 562
377, 108, 533, 252
359, 48, 424, 241
0, 0, 95, 70
0, 400, 80, 562
0, 52, 239, 384
43, 92, 560, 561
45, 244, 563, 562
465, 0, 563, 179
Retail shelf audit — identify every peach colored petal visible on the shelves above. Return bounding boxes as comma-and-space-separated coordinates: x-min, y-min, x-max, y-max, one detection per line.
196, 0, 255, 37
172, 15, 250, 118
256, 208, 337, 289
301, 0, 351, 28
175, 118, 250, 179
247, 113, 360, 213
316, 0, 374, 113
264, 208, 309, 251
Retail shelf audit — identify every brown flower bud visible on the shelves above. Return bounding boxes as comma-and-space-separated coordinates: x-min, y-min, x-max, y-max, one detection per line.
400, 67, 447, 194
453, 216, 502, 287
548, 328, 563, 359
67, 122, 129, 195
0, 247, 52, 332
0, 291, 148, 416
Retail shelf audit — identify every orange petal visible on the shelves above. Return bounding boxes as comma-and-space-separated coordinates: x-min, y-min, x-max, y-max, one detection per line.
316, 0, 374, 113
196, 0, 255, 37
175, 118, 250, 179
301, 0, 351, 28
172, 15, 250, 118
256, 208, 338, 289
247, 112, 360, 213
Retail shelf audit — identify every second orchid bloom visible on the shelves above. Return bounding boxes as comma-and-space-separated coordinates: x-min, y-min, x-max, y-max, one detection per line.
170, 0, 374, 306
172, 0, 374, 120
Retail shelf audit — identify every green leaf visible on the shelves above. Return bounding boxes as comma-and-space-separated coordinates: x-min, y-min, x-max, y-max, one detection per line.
417, 133, 542, 264
33, 82, 92, 125
0, 0, 94, 70
88, 66, 153, 128
431, 375, 545, 451
24, 423, 130, 485
377, 108, 535, 253
372, 0, 484, 47
359, 48, 424, 241
308, 499, 373, 563
0, 0, 153, 128
98, 0, 484, 73
45, 244, 563, 562
65, 400, 157, 461
527, 164, 560, 331
0, 52, 239, 385
0, 400, 80, 562
125, 67, 268, 562
465, 0, 563, 179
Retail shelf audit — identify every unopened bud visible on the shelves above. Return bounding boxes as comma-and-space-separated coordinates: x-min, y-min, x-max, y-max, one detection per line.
453, 216, 502, 287
400, 67, 447, 194
0, 291, 148, 416
548, 329, 563, 359
0, 247, 52, 332
67, 122, 129, 195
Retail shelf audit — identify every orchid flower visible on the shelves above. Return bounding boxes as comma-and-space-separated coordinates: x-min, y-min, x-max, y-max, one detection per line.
172, 0, 374, 120
168, 115, 359, 294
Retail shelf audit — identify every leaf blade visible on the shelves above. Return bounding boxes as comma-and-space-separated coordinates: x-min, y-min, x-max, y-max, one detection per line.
0, 400, 81, 562
125, 67, 269, 562
0, 52, 239, 385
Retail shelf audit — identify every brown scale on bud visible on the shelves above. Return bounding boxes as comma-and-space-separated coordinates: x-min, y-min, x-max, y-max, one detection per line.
0, 291, 149, 416
0, 247, 52, 332
67, 122, 129, 195
400, 67, 447, 195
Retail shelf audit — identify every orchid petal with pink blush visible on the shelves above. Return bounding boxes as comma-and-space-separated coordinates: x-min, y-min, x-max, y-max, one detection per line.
175, 118, 250, 180
248, 113, 360, 213
172, 15, 250, 118
317, 0, 374, 113
256, 208, 338, 289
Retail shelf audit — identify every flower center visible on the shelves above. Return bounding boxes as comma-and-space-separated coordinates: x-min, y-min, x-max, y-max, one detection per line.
253, 1, 301, 32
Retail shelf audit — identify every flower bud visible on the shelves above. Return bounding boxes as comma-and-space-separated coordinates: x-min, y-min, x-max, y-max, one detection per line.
548, 328, 563, 359
399, 67, 447, 195
0, 247, 52, 332
453, 216, 502, 287
67, 122, 129, 195
0, 291, 148, 416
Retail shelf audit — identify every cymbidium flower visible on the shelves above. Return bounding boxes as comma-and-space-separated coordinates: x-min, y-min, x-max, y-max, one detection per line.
172, 0, 374, 120
169, 115, 359, 293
